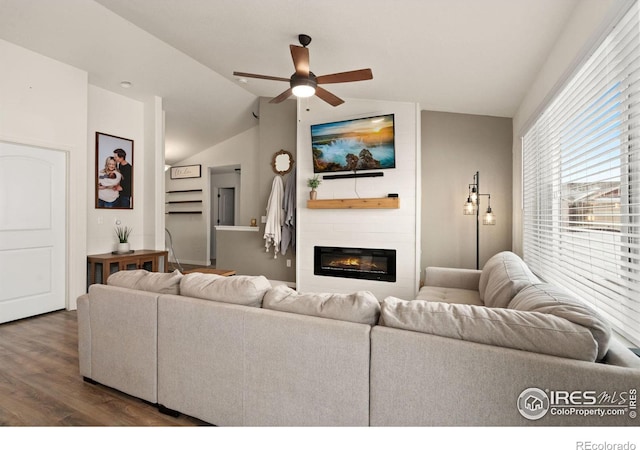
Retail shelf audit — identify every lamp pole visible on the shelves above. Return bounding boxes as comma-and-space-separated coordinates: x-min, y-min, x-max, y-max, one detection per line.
474, 171, 480, 270
464, 171, 494, 270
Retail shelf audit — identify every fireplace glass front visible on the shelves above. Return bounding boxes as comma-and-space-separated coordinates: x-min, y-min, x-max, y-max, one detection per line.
314, 246, 396, 282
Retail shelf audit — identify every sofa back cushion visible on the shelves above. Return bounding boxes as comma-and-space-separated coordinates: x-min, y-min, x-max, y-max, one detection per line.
107, 269, 183, 295
509, 283, 611, 360
380, 296, 599, 361
179, 273, 270, 307
478, 251, 540, 308
263, 284, 380, 325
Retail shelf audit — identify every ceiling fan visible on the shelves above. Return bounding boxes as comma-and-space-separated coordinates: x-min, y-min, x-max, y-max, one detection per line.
233, 34, 373, 107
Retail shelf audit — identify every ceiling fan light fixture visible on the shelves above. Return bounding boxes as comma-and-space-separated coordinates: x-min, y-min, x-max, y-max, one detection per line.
292, 84, 316, 98
291, 73, 317, 98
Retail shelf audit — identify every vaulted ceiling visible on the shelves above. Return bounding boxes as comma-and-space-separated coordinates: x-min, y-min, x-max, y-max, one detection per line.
0, 0, 579, 164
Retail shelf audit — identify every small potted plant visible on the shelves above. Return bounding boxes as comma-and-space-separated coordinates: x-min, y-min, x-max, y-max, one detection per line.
307, 175, 321, 200
115, 225, 132, 253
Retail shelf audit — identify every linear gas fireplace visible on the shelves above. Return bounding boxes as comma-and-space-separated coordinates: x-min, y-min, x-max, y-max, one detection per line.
314, 246, 396, 282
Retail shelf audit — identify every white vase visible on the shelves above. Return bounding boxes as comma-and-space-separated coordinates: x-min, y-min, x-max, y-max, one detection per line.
117, 242, 130, 253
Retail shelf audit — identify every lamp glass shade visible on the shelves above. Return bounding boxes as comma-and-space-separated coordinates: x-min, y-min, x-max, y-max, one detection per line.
483, 208, 496, 225
470, 188, 478, 205
292, 84, 315, 98
463, 199, 476, 215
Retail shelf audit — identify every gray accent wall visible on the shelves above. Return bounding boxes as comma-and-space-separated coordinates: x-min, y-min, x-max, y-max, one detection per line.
421, 111, 512, 272
216, 97, 297, 282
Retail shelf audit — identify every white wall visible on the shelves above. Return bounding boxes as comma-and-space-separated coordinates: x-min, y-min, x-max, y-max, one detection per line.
87, 86, 146, 255
296, 98, 420, 300
0, 39, 88, 309
2, 40, 165, 307
165, 126, 259, 265
145, 96, 166, 251
511, 0, 627, 255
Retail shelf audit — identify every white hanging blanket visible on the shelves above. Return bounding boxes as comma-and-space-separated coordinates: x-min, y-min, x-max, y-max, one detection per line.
264, 175, 284, 259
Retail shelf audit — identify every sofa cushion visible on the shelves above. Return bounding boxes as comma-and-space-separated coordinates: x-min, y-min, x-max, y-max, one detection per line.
180, 273, 270, 307
415, 286, 482, 305
478, 251, 540, 308
509, 283, 612, 360
424, 267, 482, 291
263, 284, 380, 325
380, 296, 599, 361
107, 269, 183, 295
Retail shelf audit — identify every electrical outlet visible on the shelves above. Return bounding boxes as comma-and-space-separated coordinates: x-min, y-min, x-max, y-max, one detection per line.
261, 216, 267, 224
97, 216, 103, 225
286, 259, 291, 268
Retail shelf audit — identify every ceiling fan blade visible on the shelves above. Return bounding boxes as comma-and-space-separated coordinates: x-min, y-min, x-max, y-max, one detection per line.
269, 88, 294, 104
315, 86, 344, 107
316, 68, 373, 84
233, 71, 290, 82
290, 45, 310, 76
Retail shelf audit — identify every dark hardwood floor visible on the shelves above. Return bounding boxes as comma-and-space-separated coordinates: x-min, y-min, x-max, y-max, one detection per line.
0, 309, 208, 426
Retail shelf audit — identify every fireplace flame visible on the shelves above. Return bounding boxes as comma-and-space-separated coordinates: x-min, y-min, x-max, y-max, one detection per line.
327, 257, 380, 271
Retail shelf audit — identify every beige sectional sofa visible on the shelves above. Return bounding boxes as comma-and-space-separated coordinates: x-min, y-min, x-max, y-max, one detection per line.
77, 252, 640, 426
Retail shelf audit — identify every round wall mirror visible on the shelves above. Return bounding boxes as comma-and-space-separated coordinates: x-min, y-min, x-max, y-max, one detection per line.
272, 149, 294, 176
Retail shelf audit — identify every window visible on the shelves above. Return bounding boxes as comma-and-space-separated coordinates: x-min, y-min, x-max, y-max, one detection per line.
522, 2, 640, 346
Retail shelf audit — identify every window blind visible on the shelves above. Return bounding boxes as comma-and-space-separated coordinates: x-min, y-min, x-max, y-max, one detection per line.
522, 1, 640, 346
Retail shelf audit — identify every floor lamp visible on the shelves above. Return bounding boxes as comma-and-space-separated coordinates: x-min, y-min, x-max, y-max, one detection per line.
463, 171, 495, 269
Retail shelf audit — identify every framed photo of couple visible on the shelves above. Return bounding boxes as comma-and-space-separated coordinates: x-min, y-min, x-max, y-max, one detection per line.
95, 132, 134, 209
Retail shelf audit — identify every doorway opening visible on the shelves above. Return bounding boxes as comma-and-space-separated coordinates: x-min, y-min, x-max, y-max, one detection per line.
209, 165, 241, 264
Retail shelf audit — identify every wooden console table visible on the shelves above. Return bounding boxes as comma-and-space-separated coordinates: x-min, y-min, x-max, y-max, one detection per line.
183, 267, 236, 276
87, 249, 169, 286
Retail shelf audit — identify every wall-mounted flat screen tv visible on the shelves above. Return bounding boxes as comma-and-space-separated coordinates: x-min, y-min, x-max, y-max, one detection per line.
311, 113, 395, 173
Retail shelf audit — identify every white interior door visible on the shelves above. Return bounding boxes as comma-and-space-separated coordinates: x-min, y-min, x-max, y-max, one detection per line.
0, 142, 66, 323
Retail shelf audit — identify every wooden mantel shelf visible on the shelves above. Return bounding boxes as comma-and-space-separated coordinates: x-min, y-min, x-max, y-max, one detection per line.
307, 197, 399, 209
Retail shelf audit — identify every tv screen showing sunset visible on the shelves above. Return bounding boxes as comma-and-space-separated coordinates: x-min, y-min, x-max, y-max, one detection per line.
311, 114, 395, 173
